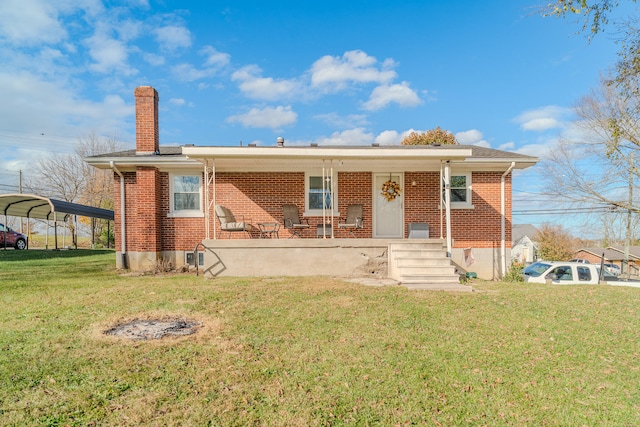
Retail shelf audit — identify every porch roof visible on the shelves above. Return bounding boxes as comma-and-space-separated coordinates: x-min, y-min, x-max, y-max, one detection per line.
86, 144, 538, 172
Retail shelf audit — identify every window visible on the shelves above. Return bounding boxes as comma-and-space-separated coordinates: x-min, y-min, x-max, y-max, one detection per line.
169, 174, 203, 217
443, 172, 473, 208
305, 172, 337, 215
552, 266, 573, 281
577, 266, 592, 281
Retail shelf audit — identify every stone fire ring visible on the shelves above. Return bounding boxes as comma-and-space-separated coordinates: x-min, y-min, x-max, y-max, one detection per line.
105, 317, 200, 340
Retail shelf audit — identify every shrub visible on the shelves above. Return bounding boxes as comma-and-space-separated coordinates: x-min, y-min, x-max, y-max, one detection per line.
503, 261, 524, 282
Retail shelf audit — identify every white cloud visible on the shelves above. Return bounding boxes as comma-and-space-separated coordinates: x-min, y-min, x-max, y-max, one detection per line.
375, 130, 402, 145
362, 82, 422, 111
455, 128, 489, 146
143, 52, 165, 66
169, 98, 186, 106
0, 71, 133, 153
232, 65, 301, 101
226, 105, 297, 129
498, 141, 515, 150
201, 46, 230, 68
85, 31, 135, 74
292, 128, 375, 146
310, 50, 397, 90
154, 25, 191, 51
0, 0, 67, 46
171, 47, 230, 82
455, 129, 483, 144
292, 128, 413, 147
521, 117, 562, 131
313, 112, 368, 129
514, 105, 571, 132
172, 63, 216, 82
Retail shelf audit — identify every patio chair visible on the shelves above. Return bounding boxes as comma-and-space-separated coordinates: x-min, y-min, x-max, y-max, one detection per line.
214, 204, 255, 238
282, 204, 310, 238
338, 204, 363, 237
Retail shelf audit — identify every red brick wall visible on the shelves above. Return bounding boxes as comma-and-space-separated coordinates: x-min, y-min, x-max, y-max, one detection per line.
133, 167, 161, 251
113, 169, 512, 251
337, 172, 372, 237
404, 171, 510, 248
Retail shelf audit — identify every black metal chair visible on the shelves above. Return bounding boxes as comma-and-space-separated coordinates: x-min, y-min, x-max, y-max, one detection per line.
338, 204, 363, 238
214, 204, 255, 238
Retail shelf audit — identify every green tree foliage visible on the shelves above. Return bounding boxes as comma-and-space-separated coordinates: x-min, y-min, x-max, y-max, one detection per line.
534, 223, 577, 261
400, 127, 458, 145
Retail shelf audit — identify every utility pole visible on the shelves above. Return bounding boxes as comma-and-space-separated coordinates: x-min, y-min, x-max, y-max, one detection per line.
623, 154, 633, 278
19, 170, 24, 233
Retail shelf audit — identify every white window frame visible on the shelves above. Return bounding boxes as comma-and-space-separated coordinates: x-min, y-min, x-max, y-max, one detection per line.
304, 170, 339, 216
450, 172, 473, 209
168, 172, 204, 218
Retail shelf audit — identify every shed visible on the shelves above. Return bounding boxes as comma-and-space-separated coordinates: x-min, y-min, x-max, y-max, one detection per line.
0, 193, 114, 249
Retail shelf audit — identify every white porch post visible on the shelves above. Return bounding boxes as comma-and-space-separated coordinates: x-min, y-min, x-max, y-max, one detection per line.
321, 160, 334, 238
204, 159, 216, 240
443, 161, 452, 258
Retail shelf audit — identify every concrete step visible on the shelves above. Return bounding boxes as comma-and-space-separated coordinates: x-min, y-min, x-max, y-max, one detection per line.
399, 270, 457, 279
403, 281, 473, 292
396, 257, 452, 268
399, 273, 460, 283
389, 241, 445, 251
392, 250, 448, 259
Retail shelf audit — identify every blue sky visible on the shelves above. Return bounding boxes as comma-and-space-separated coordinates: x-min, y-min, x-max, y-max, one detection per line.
0, 0, 634, 235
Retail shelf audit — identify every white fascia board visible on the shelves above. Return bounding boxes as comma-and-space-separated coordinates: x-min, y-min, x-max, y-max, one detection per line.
85, 155, 200, 170
182, 146, 472, 161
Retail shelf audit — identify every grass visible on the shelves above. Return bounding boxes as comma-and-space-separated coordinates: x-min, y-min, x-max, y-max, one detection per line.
0, 249, 638, 426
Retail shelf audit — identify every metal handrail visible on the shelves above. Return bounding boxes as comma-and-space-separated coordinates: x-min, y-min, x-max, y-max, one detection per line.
193, 242, 206, 276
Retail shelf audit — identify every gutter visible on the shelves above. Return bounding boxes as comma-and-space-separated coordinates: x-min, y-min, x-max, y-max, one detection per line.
501, 162, 516, 278
110, 161, 127, 269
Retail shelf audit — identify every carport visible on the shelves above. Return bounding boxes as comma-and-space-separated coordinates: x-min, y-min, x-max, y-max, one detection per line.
0, 193, 114, 250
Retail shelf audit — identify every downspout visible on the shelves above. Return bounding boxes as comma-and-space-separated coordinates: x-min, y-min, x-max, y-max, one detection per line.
501, 162, 516, 278
110, 161, 127, 269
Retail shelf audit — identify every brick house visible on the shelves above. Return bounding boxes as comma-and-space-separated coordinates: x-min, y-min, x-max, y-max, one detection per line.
86, 86, 538, 281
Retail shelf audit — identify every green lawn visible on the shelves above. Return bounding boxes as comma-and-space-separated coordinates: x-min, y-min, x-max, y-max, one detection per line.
0, 250, 638, 426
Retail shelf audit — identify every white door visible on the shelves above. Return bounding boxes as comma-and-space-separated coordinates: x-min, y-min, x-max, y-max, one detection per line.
373, 173, 403, 238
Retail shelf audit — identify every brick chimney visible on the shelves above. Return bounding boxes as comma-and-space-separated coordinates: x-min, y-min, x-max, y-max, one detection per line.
134, 86, 159, 154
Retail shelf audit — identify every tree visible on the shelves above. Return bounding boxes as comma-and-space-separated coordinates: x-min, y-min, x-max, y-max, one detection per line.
27, 132, 122, 247
400, 127, 458, 145
534, 223, 577, 261
544, 1, 639, 94
540, 75, 640, 242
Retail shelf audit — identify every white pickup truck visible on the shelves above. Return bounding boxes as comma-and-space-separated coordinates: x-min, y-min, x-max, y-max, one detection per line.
523, 261, 622, 285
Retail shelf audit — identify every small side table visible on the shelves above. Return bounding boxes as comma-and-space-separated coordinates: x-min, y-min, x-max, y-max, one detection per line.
258, 222, 280, 238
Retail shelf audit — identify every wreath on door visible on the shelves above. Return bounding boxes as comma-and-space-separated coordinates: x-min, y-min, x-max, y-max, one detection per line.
381, 179, 401, 202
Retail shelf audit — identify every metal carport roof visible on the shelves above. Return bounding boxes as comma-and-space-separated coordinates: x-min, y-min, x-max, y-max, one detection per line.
0, 194, 114, 222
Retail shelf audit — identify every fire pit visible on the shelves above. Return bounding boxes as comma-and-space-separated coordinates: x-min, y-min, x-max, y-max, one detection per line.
105, 317, 200, 340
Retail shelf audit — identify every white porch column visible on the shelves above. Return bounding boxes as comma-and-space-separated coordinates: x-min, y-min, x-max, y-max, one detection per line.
204, 159, 216, 240
443, 161, 452, 257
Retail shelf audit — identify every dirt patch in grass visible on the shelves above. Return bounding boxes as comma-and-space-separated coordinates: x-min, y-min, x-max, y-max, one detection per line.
104, 317, 201, 340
